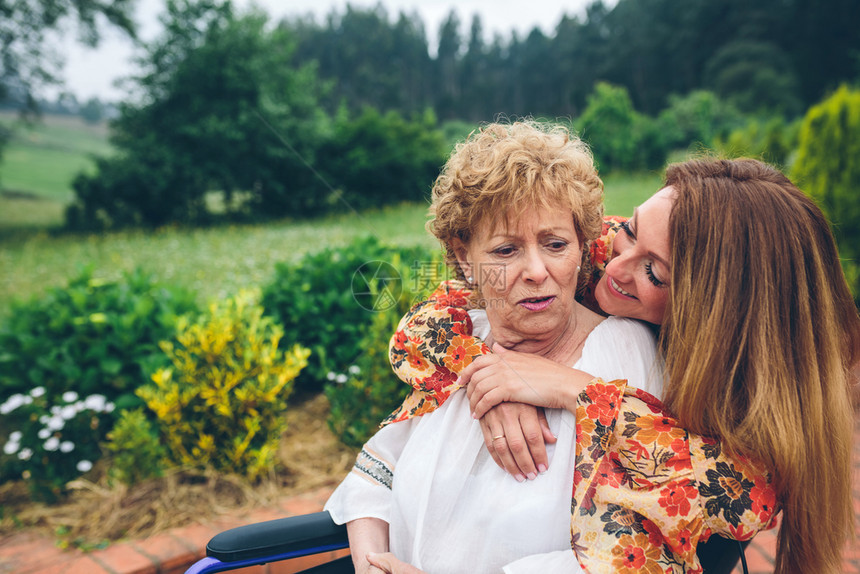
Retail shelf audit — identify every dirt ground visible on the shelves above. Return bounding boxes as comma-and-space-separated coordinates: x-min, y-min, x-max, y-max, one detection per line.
0, 394, 356, 547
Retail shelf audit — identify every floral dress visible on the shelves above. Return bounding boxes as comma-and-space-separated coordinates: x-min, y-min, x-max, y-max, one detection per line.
383, 216, 779, 573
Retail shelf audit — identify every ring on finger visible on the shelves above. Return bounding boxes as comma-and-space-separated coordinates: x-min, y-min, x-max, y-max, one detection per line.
492, 434, 505, 440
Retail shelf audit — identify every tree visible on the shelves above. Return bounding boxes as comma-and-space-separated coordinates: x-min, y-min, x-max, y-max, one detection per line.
791, 85, 860, 300
67, 1, 332, 229
655, 90, 744, 152
577, 82, 647, 172
285, 6, 432, 115
434, 10, 462, 120
79, 97, 104, 124
0, 0, 136, 159
704, 41, 801, 116
550, 7, 610, 117
515, 29, 553, 116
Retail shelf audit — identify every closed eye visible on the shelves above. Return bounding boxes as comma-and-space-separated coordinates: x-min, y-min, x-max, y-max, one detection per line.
620, 220, 635, 239
644, 262, 665, 287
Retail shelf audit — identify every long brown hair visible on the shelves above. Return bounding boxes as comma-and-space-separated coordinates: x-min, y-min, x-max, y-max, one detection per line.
659, 159, 860, 574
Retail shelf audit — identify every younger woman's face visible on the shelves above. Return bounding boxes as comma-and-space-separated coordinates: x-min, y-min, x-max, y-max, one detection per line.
594, 187, 673, 325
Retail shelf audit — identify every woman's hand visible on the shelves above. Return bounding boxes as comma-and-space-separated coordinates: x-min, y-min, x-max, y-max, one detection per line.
366, 552, 427, 573
463, 344, 592, 419
478, 403, 556, 481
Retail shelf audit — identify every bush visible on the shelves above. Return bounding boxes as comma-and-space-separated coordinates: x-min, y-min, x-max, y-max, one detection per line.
325, 253, 440, 447
712, 116, 800, 168
440, 119, 479, 147
0, 268, 197, 405
138, 290, 310, 479
261, 236, 437, 392
655, 90, 744, 154
1, 389, 115, 501
319, 107, 448, 211
67, 152, 208, 230
792, 85, 860, 300
104, 409, 167, 486
0, 268, 197, 499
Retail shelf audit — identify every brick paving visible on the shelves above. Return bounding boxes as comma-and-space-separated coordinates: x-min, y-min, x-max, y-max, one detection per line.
0, 487, 346, 574
2, 419, 859, 574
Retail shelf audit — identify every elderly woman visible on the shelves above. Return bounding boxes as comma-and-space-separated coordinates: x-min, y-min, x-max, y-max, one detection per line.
324, 121, 663, 573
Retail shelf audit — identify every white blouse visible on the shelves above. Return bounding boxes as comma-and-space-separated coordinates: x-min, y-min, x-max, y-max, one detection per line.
325, 313, 663, 573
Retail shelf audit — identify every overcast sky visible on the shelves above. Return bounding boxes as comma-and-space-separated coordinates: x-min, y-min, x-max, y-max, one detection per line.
54, 0, 607, 102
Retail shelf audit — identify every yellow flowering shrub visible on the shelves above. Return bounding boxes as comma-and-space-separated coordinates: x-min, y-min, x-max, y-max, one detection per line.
138, 290, 309, 479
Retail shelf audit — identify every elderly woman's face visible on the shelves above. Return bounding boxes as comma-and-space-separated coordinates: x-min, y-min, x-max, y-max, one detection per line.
454, 205, 583, 344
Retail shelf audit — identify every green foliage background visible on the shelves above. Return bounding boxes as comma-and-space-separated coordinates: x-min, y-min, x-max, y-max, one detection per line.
325, 252, 440, 447
792, 86, 860, 299
0, 268, 197, 499
261, 236, 437, 393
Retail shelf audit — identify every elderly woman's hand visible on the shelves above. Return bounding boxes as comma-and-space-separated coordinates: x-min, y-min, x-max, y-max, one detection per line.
366, 552, 427, 573
477, 403, 556, 481
463, 344, 594, 419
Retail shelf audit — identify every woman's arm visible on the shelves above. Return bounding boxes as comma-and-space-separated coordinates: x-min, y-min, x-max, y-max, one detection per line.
463, 344, 597, 418
325, 418, 418, 572
347, 518, 392, 574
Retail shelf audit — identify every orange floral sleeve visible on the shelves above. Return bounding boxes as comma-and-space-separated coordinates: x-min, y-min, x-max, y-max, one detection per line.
383, 216, 626, 425
571, 379, 778, 573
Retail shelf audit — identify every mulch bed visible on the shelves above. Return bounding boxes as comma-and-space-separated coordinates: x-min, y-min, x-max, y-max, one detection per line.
0, 394, 355, 547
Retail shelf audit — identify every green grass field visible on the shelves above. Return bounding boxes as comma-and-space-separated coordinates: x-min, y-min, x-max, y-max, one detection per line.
602, 172, 663, 217
0, 203, 439, 317
0, 114, 661, 317
0, 112, 111, 229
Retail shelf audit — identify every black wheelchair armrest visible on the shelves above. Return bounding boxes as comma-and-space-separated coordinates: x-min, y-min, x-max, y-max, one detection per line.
206, 510, 348, 563
197, 510, 745, 574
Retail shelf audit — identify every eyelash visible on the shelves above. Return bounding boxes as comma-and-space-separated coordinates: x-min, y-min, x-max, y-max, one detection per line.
644, 262, 664, 286
621, 221, 665, 287
620, 221, 634, 237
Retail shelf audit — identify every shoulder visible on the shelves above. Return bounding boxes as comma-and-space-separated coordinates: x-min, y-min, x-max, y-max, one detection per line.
467, 309, 491, 340
581, 317, 662, 396
598, 316, 655, 341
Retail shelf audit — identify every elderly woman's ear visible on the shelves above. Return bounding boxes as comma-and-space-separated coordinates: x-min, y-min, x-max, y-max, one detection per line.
451, 238, 473, 283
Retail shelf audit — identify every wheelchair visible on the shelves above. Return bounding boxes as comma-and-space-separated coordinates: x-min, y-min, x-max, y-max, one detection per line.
184, 510, 749, 574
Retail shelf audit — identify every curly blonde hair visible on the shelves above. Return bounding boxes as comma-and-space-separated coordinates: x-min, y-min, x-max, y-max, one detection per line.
428, 120, 604, 279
